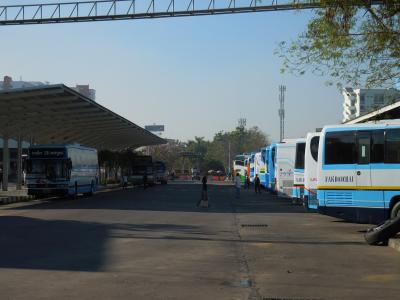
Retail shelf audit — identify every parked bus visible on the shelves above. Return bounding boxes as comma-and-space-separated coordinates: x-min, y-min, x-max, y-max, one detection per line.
254, 151, 266, 186
317, 122, 400, 224
304, 132, 320, 210
129, 155, 155, 185
275, 140, 296, 197
154, 161, 168, 184
233, 155, 246, 183
266, 143, 277, 192
260, 147, 269, 188
249, 153, 255, 182
26, 144, 98, 197
292, 138, 306, 203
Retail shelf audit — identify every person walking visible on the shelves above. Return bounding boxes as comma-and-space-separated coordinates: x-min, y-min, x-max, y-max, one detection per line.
254, 174, 261, 194
234, 172, 241, 199
197, 175, 209, 208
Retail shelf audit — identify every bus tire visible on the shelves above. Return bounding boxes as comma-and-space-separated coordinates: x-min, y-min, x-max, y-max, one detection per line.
74, 182, 78, 199
390, 201, 400, 219
84, 181, 94, 197
303, 196, 310, 212
364, 217, 400, 245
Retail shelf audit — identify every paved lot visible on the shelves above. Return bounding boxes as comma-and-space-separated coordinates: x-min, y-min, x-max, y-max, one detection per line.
0, 183, 399, 300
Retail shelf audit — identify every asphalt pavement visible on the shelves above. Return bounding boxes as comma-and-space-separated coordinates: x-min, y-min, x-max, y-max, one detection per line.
0, 183, 399, 300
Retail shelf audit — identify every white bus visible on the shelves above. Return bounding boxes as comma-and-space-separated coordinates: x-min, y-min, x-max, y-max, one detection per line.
292, 138, 306, 203
317, 122, 400, 224
26, 144, 98, 197
304, 132, 320, 209
233, 155, 246, 183
254, 152, 266, 183
275, 140, 296, 197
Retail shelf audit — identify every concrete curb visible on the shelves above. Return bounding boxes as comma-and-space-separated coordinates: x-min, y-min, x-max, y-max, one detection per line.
0, 195, 35, 205
388, 236, 400, 252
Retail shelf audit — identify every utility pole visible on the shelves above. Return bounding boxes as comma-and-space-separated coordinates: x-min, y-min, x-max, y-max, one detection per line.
278, 85, 286, 142
238, 118, 246, 153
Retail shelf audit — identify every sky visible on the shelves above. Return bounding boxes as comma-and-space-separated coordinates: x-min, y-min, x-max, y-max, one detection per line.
0, 0, 344, 142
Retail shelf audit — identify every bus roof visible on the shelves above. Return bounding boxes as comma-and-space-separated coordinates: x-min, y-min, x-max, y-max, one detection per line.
323, 120, 400, 132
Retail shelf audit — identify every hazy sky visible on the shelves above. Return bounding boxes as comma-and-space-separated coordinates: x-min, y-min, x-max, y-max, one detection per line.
1, 0, 344, 142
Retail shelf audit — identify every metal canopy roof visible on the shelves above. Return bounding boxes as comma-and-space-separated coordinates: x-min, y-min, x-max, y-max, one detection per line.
344, 100, 400, 125
0, 84, 165, 150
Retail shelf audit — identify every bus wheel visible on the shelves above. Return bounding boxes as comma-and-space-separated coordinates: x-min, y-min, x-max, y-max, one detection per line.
303, 196, 310, 212
74, 182, 78, 199
84, 181, 94, 197
390, 201, 400, 219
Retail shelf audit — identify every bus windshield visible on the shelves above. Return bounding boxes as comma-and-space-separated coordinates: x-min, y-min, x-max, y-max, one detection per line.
234, 160, 244, 166
27, 159, 69, 179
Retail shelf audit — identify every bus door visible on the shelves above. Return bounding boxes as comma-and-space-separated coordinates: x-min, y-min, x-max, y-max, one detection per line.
356, 131, 371, 188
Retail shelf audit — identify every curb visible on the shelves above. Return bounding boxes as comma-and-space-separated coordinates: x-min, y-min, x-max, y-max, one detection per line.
0, 195, 35, 205
388, 236, 400, 252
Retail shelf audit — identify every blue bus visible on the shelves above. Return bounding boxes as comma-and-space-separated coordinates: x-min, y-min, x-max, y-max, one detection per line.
26, 144, 98, 197
317, 122, 400, 224
292, 139, 306, 201
266, 143, 277, 192
260, 147, 269, 188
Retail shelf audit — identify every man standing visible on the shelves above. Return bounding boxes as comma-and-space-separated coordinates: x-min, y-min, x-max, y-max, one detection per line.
197, 175, 209, 208
235, 173, 241, 199
254, 174, 261, 194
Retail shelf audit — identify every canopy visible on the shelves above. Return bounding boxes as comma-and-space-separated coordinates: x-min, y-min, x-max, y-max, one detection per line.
0, 84, 165, 150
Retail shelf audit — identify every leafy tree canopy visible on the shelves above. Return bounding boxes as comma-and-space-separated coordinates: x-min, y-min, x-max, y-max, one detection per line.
276, 1, 400, 88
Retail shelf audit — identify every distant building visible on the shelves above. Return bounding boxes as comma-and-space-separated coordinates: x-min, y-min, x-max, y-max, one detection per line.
72, 84, 96, 101
0, 75, 48, 91
342, 88, 400, 122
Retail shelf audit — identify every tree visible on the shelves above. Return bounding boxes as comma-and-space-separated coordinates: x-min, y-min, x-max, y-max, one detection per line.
276, 1, 400, 88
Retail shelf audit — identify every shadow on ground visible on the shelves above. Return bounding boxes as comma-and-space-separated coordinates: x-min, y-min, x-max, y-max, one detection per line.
10, 184, 307, 214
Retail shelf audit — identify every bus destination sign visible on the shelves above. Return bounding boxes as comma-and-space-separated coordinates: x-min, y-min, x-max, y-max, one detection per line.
30, 148, 66, 158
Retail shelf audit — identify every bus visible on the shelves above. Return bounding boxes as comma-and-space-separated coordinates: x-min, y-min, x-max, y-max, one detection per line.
26, 144, 98, 197
254, 151, 266, 185
248, 153, 255, 183
129, 155, 155, 185
260, 147, 269, 188
154, 161, 168, 184
233, 155, 246, 183
275, 141, 296, 197
266, 143, 277, 192
292, 138, 306, 203
304, 132, 320, 210
317, 122, 400, 224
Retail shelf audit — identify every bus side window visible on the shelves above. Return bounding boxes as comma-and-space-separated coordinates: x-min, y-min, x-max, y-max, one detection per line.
357, 131, 371, 165
325, 132, 356, 164
385, 128, 400, 163
310, 136, 319, 162
371, 130, 384, 163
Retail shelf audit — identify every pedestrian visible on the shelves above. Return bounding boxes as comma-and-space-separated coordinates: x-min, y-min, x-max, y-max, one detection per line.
143, 172, 148, 189
245, 175, 251, 190
197, 175, 209, 208
254, 174, 261, 194
123, 175, 128, 189
234, 172, 241, 199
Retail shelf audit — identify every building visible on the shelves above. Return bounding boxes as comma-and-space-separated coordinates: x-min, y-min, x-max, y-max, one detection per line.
72, 84, 96, 101
0, 75, 48, 91
342, 88, 400, 122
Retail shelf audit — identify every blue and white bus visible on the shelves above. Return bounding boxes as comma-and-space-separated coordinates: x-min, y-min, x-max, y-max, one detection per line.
304, 132, 320, 209
26, 144, 98, 197
292, 138, 306, 202
266, 143, 277, 192
275, 140, 296, 197
317, 122, 400, 224
260, 147, 269, 188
